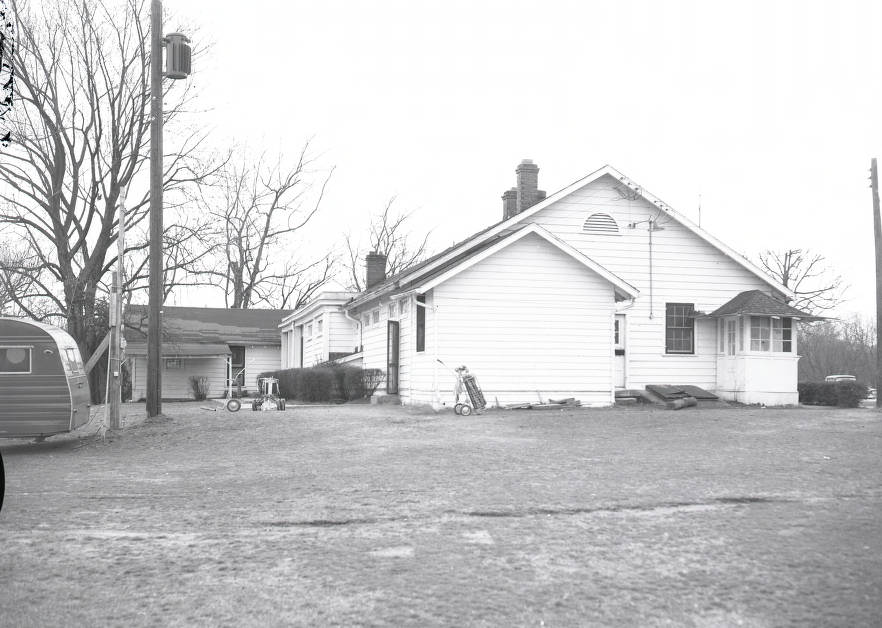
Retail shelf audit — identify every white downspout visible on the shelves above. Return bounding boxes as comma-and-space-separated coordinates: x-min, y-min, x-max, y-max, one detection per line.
342, 308, 363, 354
432, 298, 439, 410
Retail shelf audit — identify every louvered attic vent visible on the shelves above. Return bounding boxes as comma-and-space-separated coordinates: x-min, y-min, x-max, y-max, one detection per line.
583, 213, 619, 234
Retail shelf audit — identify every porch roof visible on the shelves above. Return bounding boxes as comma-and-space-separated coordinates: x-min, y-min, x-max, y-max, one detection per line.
707, 290, 823, 320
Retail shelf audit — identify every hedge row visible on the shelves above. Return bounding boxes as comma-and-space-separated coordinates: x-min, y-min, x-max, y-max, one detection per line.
798, 381, 868, 408
258, 366, 384, 403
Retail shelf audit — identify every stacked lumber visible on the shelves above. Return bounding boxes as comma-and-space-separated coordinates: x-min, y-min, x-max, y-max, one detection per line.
504, 398, 581, 410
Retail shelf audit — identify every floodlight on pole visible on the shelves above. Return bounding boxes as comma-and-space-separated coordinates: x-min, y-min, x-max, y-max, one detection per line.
147, 1, 191, 418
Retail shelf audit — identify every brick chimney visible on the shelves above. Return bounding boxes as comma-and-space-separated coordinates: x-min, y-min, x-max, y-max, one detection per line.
502, 188, 518, 220
365, 251, 387, 289
502, 159, 545, 218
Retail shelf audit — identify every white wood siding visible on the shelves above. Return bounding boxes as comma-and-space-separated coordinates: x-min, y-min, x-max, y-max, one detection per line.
130, 356, 228, 400
406, 233, 616, 407
355, 296, 417, 401
328, 310, 359, 356
280, 331, 291, 368
360, 305, 389, 389
244, 345, 282, 391
524, 174, 782, 390
301, 320, 325, 367
131, 345, 280, 400
395, 296, 414, 402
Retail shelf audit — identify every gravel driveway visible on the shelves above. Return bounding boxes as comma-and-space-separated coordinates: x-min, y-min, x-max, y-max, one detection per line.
1, 402, 880, 627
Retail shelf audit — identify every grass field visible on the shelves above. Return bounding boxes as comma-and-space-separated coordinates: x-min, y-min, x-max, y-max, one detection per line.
1, 402, 880, 626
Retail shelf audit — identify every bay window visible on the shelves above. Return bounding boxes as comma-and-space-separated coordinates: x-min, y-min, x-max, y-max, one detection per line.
750, 316, 792, 352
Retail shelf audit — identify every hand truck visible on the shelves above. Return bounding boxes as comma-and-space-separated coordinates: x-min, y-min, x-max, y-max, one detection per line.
453, 365, 486, 415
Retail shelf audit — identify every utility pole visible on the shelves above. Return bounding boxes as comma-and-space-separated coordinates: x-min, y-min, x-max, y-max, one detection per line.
147, 1, 190, 418
109, 270, 121, 429
871, 158, 881, 408
108, 190, 127, 430
147, 0, 163, 418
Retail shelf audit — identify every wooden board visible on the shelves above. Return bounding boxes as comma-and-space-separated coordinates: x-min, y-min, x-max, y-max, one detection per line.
645, 384, 718, 401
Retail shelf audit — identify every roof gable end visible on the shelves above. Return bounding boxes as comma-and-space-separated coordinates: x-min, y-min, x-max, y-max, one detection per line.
414, 223, 638, 300
350, 164, 792, 306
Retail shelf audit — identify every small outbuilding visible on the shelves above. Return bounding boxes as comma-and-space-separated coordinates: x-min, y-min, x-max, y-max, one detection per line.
125, 306, 290, 400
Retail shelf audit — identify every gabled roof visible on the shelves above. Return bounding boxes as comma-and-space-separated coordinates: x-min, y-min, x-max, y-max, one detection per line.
124, 305, 291, 346
279, 291, 356, 328
708, 290, 822, 320
347, 164, 792, 309
413, 224, 638, 300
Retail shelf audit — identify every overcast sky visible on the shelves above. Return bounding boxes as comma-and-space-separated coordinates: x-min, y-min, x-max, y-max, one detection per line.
175, 0, 881, 317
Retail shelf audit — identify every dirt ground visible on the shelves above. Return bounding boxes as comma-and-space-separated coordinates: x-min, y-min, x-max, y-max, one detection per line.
1, 401, 881, 627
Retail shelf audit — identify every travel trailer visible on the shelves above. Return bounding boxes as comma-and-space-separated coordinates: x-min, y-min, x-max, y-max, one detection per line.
0, 318, 91, 438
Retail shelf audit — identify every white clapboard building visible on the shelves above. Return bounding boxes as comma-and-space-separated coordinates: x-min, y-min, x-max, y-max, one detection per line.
281, 161, 816, 407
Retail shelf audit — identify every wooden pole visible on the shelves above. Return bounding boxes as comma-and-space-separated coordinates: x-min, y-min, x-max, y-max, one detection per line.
109, 271, 121, 429
871, 158, 881, 408
147, 0, 163, 417
107, 189, 127, 429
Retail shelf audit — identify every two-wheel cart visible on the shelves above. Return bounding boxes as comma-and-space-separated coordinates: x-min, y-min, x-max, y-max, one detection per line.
453, 365, 486, 415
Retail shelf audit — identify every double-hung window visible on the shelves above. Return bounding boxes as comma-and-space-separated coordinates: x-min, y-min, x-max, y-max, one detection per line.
665, 303, 695, 354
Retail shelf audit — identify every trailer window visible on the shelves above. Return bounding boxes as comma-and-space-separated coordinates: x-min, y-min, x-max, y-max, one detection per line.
65, 348, 82, 374
0, 346, 32, 373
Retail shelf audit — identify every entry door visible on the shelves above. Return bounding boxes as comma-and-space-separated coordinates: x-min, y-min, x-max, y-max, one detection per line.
387, 320, 400, 394
230, 345, 245, 386
614, 315, 626, 388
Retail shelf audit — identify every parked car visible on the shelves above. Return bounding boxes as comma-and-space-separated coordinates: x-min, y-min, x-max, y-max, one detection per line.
825, 374, 857, 383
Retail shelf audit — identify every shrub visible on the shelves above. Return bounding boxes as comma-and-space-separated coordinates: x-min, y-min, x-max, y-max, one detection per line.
834, 381, 869, 407
299, 367, 336, 402
259, 365, 373, 403
798, 381, 867, 408
188, 375, 210, 401
343, 367, 365, 399
362, 368, 385, 397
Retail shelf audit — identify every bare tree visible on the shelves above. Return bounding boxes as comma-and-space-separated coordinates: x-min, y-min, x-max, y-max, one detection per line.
343, 198, 431, 292
271, 255, 336, 310
798, 315, 876, 384
758, 248, 846, 314
0, 1, 217, 354
0, 240, 39, 316
194, 144, 335, 309
1, 0, 13, 147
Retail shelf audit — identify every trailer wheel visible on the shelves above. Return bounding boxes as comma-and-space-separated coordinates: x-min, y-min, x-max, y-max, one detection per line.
454, 403, 463, 415
460, 405, 472, 416
226, 398, 241, 412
